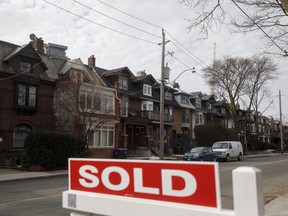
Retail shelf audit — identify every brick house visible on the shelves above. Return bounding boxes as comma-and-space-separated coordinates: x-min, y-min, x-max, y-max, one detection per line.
0, 36, 120, 165
0, 38, 64, 165
54, 56, 120, 158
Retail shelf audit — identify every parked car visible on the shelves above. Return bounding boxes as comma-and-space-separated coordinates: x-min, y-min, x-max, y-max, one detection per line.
212, 141, 243, 162
183, 147, 215, 161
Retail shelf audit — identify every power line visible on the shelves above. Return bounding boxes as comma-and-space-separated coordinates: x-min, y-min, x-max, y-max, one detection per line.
42, 0, 159, 45
73, 0, 161, 39
95, 0, 209, 68
165, 30, 208, 68
96, 0, 162, 29
231, 0, 286, 54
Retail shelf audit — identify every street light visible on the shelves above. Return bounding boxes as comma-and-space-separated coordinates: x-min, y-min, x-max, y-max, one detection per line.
159, 67, 196, 160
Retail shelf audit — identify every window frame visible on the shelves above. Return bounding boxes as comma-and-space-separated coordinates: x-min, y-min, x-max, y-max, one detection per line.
79, 90, 115, 115
20, 60, 32, 74
88, 126, 115, 148
143, 84, 152, 96
12, 124, 31, 149
14, 82, 38, 113
119, 78, 128, 90
180, 95, 189, 105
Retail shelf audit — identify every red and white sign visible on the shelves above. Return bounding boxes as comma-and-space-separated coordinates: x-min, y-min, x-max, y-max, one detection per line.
68, 159, 220, 208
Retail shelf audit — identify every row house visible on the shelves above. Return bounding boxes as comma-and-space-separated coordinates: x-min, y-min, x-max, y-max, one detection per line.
0, 36, 120, 165
1, 35, 277, 163
0, 38, 63, 165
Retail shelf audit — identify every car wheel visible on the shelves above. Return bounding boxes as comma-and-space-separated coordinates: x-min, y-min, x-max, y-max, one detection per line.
226, 154, 230, 162
238, 153, 242, 161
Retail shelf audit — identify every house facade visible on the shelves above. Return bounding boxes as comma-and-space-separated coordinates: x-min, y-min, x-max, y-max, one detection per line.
0, 36, 120, 165
0, 38, 63, 165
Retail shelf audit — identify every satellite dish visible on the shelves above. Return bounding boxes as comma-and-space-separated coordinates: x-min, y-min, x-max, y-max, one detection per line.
29, 33, 37, 41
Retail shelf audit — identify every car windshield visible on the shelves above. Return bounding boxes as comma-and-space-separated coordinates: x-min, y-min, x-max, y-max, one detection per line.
212, 143, 228, 149
190, 147, 204, 153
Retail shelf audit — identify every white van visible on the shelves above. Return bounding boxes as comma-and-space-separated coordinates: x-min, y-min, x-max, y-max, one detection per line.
212, 141, 243, 162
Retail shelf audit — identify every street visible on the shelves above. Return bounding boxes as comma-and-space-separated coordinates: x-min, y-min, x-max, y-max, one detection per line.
0, 155, 287, 216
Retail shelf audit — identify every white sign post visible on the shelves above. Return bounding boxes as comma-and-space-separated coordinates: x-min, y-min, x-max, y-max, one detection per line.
63, 159, 265, 216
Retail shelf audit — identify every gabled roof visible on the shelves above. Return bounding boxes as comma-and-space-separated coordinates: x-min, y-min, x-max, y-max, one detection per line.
3, 42, 48, 70
190, 91, 203, 98
132, 74, 157, 85
0, 40, 62, 82
58, 58, 86, 75
102, 66, 136, 79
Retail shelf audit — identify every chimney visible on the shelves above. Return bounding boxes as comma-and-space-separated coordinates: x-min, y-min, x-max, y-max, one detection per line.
88, 55, 96, 66
31, 37, 44, 53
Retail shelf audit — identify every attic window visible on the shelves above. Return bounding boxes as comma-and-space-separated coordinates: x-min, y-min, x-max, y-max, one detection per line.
180, 95, 189, 104
119, 78, 128, 90
196, 99, 201, 108
20, 61, 32, 73
143, 84, 152, 96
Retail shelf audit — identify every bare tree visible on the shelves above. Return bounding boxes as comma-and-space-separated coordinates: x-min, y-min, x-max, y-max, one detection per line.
180, 0, 288, 55
202, 56, 254, 129
203, 55, 278, 130
242, 56, 278, 113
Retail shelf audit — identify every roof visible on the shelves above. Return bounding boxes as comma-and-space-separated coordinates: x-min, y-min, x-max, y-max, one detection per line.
0, 40, 66, 82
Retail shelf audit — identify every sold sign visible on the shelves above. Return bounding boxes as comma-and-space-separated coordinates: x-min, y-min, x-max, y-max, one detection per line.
69, 159, 220, 208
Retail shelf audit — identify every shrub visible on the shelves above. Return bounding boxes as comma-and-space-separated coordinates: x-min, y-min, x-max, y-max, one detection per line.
22, 131, 85, 170
194, 123, 239, 147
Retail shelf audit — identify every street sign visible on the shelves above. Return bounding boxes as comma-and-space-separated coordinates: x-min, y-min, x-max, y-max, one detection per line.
68, 159, 220, 208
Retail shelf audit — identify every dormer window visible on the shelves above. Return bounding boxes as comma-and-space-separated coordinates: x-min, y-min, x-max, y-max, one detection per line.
119, 78, 128, 90
208, 103, 212, 110
21, 61, 32, 73
143, 84, 152, 96
196, 99, 201, 108
180, 95, 189, 104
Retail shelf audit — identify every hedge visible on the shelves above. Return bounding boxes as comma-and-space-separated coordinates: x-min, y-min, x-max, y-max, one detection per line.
22, 131, 85, 170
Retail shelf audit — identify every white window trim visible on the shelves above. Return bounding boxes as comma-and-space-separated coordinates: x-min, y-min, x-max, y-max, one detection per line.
88, 125, 115, 148
143, 84, 152, 96
141, 100, 153, 111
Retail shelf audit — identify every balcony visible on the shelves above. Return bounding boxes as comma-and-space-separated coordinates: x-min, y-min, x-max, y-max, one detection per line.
120, 108, 172, 122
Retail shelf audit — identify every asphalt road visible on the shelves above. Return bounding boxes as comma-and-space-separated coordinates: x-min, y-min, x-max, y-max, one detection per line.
0, 155, 287, 215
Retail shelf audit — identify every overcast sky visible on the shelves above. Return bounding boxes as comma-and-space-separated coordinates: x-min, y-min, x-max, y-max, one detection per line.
1, 0, 287, 121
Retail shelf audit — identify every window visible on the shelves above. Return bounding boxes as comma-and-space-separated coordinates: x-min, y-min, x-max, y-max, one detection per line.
16, 83, 37, 108
88, 126, 115, 147
165, 107, 173, 121
119, 78, 128, 90
165, 92, 173, 100
120, 98, 129, 117
79, 91, 115, 114
143, 84, 152, 96
141, 101, 153, 111
182, 109, 189, 123
208, 103, 212, 110
20, 61, 32, 73
180, 95, 189, 104
195, 99, 201, 108
221, 108, 226, 114
195, 113, 204, 125
13, 124, 31, 148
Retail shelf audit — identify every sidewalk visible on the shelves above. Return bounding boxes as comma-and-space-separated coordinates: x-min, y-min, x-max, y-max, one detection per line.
0, 154, 287, 216
0, 167, 68, 183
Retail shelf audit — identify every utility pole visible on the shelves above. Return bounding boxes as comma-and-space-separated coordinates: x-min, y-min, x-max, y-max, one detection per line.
159, 29, 165, 160
279, 89, 284, 154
